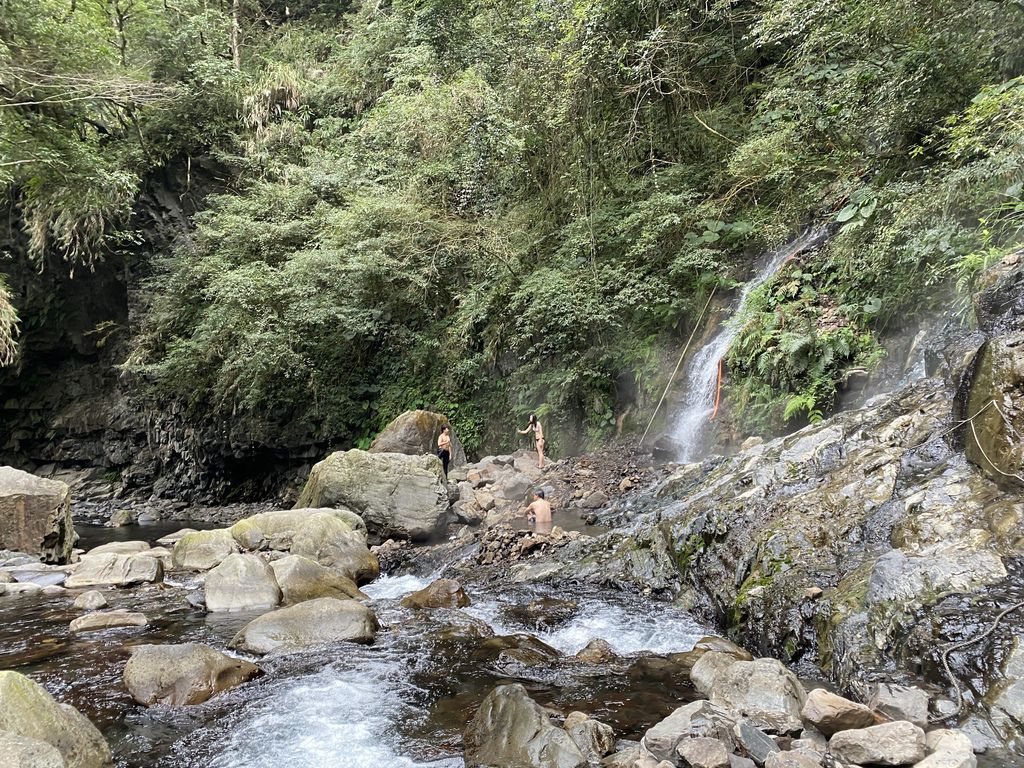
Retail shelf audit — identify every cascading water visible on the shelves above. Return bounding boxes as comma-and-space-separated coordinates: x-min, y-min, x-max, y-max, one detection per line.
671, 228, 830, 462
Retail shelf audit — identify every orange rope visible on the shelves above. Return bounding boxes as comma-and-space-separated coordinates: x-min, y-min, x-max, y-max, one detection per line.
710, 356, 723, 421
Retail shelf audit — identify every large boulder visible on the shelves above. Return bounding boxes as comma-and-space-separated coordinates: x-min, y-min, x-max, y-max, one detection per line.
84, 541, 150, 556
800, 688, 875, 736
295, 449, 448, 541
707, 659, 806, 734
0, 467, 73, 564
642, 700, 737, 761
230, 597, 378, 655
204, 554, 281, 612
289, 511, 379, 584
400, 579, 471, 609
829, 721, 926, 766
270, 554, 366, 603
463, 683, 587, 768
65, 553, 162, 588
229, 508, 366, 551
369, 409, 467, 467
171, 529, 238, 571
0, 670, 112, 768
123, 643, 260, 706
0, 732, 65, 768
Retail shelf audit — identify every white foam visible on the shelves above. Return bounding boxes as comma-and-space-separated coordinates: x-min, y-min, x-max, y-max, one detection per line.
466, 596, 705, 655
362, 573, 432, 600
206, 653, 460, 768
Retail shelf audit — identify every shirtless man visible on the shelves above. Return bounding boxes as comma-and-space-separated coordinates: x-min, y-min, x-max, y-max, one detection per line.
523, 490, 552, 534
517, 413, 546, 468
437, 425, 452, 478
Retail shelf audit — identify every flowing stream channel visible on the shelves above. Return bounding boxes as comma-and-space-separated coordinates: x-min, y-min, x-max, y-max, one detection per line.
671, 229, 829, 461
0, 522, 709, 767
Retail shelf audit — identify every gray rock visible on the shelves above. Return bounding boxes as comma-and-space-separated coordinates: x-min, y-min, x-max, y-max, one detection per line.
369, 409, 467, 467
204, 553, 281, 612
228, 507, 367, 551
764, 751, 820, 768
642, 701, 737, 762
0, 670, 112, 768
563, 711, 615, 762
8, 567, 68, 587
65, 553, 162, 588
463, 683, 587, 768
123, 643, 260, 705
913, 753, 977, 768
868, 683, 929, 729
914, 729, 977, 768
733, 720, 780, 765
295, 449, 449, 541
270, 554, 366, 604
84, 541, 149, 556
155, 528, 197, 547
0, 731, 65, 768
230, 597, 378, 654
171, 529, 238, 571
692, 651, 741, 696
729, 757, 757, 768
400, 578, 471, 609
0, 468, 73, 564
708, 659, 807, 734
575, 638, 616, 664
800, 688, 875, 736
676, 736, 731, 768
0, 582, 43, 596
72, 590, 107, 610
829, 721, 926, 766
69, 609, 148, 632
581, 490, 609, 509
290, 511, 379, 584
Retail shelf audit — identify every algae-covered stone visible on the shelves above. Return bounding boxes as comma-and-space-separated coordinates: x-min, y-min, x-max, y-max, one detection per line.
270, 554, 366, 604
204, 553, 281, 612
123, 643, 260, 706
400, 578, 470, 609
369, 409, 467, 467
0, 670, 112, 767
0, 467, 74, 564
964, 331, 1024, 487
229, 508, 366, 551
0, 731, 65, 768
171, 529, 238, 571
295, 449, 448, 541
230, 597, 378, 654
290, 511, 379, 584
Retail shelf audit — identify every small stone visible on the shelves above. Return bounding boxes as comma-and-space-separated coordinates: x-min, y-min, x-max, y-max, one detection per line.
729, 756, 757, 768
733, 720, 780, 765
400, 579, 470, 609
765, 751, 821, 768
619, 478, 634, 492
72, 590, 107, 610
69, 609, 148, 632
803, 587, 823, 600
829, 721, 926, 766
575, 638, 615, 664
801, 688, 875, 736
676, 736, 730, 768
564, 711, 616, 761
925, 729, 974, 756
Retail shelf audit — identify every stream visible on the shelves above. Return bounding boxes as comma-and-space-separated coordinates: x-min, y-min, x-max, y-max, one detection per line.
0, 521, 709, 767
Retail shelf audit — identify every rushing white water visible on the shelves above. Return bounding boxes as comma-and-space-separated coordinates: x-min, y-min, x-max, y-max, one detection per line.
671, 228, 829, 461
361, 572, 433, 600
466, 594, 706, 655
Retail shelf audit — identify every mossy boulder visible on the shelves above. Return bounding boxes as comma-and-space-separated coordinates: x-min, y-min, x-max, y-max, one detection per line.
230, 597, 379, 654
0, 670, 112, 768
290, 511, 379, 584
295, 449, 448, 541
369, 409, 467, 467
123, 643, 260, 706
270, 554, 367, 604
171, 528, 238, 571
228, 508, 366, 551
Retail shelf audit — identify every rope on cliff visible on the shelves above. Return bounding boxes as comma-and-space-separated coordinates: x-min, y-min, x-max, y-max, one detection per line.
710, 356, 724, 421
639, 286, 717, 447
934, 598, 1024, 721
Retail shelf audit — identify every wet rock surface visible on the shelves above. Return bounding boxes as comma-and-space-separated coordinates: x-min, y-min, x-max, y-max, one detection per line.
122, 643, 259, 706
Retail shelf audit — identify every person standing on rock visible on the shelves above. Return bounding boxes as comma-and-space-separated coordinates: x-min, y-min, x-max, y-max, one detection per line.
517, 413, 546, 468
437, 425, 453, 478
523, 490, 553, 534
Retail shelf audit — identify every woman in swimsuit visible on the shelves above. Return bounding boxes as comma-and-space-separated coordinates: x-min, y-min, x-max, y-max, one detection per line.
517, 413, 546, 469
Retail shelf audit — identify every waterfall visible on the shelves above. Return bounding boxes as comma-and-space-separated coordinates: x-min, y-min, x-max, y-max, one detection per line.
671, 228, 829, 462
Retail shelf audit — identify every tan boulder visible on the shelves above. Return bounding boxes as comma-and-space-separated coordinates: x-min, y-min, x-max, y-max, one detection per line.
0, 467, 74, 564
171, 529, 238, 571
290, 511, 379, 584
69, 610, 148, 632
270, 555, 366, 604
204, 554, 281, 612
123, 643, 260, 706
400, 579, 471, 609
65, 553, 162, 589
230, 597, 379, 655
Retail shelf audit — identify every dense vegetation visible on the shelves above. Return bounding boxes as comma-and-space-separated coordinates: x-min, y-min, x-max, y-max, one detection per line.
2, 0, 1023, 454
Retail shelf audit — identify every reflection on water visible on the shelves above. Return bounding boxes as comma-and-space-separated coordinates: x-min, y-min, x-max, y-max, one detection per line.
508, 509, 609, 536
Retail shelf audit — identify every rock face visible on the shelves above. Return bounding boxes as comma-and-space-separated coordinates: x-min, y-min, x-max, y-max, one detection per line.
463, 683, 587, 768
295, 449, 448, 541
400, 579, 471, 609
369, 409, 467, 468
65, 553, 162, 588
0, 670, 112, 768
123, 643, 260, 705
828, 721, 926, 766
230, 597, 378, 654
964, 330, 1023, 487
800, 688, 875, 736
270, 554, 366, 604
69, 609, 148, 632
0, 467, 73, 563
171, 528, 238, 571
204, 554, 281, 612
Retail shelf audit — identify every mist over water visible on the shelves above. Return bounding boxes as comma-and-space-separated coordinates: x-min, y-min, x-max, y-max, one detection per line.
671, 229, 830, 461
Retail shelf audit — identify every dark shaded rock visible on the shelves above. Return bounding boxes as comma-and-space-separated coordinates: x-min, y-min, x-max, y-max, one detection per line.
0, 468, 73, 564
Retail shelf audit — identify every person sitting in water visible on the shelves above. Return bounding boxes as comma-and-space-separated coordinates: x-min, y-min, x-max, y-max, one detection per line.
517, 413, 546, 469
523, 489, 552, 534
437, 425, 452, 478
